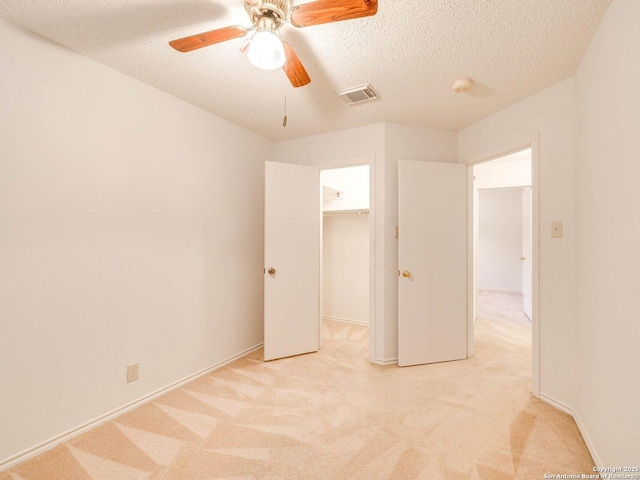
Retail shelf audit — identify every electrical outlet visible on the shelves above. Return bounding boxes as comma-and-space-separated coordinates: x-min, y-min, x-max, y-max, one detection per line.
127, 363, 139, 383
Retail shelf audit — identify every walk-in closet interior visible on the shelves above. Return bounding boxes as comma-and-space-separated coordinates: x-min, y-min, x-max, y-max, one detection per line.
321, 165, 370, 327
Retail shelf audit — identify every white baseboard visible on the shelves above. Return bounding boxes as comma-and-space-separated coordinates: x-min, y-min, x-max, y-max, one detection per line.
374, 357, 398, 366
573, 411, 603, 469
538, 393, 602, 469
539, 393, 574, 416
323, 316, 368, 326
0, 343, 263, 472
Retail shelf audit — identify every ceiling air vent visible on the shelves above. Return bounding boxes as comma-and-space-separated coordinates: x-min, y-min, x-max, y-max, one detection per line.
337, 84, 380, 106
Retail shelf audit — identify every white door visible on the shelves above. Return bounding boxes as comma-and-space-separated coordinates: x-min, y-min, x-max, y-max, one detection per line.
398, 160, 467, 367
264, 162, 320, 361
522, 187, 533, 320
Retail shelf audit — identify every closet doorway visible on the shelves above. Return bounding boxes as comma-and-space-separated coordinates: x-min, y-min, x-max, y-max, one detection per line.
320, 164, 371, 359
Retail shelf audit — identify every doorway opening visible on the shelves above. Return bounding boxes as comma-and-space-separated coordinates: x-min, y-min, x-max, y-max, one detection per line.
320, 164, 371, 361
469, 145, 538, 394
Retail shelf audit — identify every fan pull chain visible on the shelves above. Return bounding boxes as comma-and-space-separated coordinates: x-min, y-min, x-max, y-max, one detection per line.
283, 83, 288, 127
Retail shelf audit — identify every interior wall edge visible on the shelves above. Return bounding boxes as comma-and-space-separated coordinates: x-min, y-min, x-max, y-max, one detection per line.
572, 410, 604, 469
374, 357, 399, 366
538, 393, 574, 416
0, 343, 264, 473
538, 394, 602, 468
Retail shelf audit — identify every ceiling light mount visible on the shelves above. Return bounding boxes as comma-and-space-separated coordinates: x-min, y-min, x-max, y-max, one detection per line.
245, 0, 291, 30
452, 78, 473, 93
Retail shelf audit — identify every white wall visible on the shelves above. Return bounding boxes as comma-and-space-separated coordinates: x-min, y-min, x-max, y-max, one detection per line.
573, 0, 640, 465
474, 149, 532, 189
478, 189, 524, 292
275, 123, 457, 362
0, 20, 272, 465
458, 78, 577, 410
321, 165, 369, 212
274, 124, 386, 166
323, 215, 369, 323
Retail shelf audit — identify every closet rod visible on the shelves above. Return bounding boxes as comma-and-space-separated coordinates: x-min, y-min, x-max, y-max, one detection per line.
323, 209, 369, 217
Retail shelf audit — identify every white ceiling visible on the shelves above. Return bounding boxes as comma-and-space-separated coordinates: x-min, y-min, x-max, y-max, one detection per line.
0, 0, 610, 142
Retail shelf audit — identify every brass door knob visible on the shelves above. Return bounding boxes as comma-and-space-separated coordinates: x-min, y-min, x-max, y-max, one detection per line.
402, 270, 411, 278
268, 268, 276, 275
520, 257, 525, 261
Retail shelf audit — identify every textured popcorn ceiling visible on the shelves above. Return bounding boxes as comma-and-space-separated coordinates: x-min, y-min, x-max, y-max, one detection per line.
0, 0, 610, 141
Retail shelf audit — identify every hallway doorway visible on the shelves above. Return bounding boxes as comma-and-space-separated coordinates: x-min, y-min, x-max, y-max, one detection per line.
468, 145, 538, 395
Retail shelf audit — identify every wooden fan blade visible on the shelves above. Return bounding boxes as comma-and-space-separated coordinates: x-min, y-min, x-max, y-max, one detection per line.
290, 0, 378, 28
282, 42, 311, 88
169, 26, 247, 53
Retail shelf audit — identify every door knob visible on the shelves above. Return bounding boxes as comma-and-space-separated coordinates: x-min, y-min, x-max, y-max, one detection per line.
520, 257, 525, 261
402, 270, 411, 278
268, 268, 276, 275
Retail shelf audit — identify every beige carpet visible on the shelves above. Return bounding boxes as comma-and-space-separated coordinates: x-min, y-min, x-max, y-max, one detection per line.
1, 319, 593, 479
478, 290, 531, 325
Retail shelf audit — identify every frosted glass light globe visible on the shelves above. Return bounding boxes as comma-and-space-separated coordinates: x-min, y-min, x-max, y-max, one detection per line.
248, 30, 286, 70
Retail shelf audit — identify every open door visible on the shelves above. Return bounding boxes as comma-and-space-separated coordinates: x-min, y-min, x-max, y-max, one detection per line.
398, 160, 467, 367
522, 187, 533, 320
264, 162, 320, 361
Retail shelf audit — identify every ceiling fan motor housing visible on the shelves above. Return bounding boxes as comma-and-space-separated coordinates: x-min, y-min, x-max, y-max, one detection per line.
245, 0, 291, 29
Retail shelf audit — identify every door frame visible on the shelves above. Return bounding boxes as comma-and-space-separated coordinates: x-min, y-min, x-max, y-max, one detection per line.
461, 134, 540, 397
318, 156, 376, 364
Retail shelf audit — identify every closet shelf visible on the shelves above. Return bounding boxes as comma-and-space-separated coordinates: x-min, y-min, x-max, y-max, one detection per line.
322, 185, 345, 198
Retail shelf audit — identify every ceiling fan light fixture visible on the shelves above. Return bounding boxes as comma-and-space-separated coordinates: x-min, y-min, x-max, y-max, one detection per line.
169, 0, 379, 87
248, 30, 285, 70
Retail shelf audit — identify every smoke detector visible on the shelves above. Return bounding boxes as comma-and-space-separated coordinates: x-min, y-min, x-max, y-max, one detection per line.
337, 84, 380, 106
452, 78, 473, 93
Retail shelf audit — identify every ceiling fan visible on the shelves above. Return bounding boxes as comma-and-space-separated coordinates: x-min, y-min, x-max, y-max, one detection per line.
169, 0, 379, 88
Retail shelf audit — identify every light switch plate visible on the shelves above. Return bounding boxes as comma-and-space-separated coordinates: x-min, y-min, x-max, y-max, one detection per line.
551, 221, 563, 238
